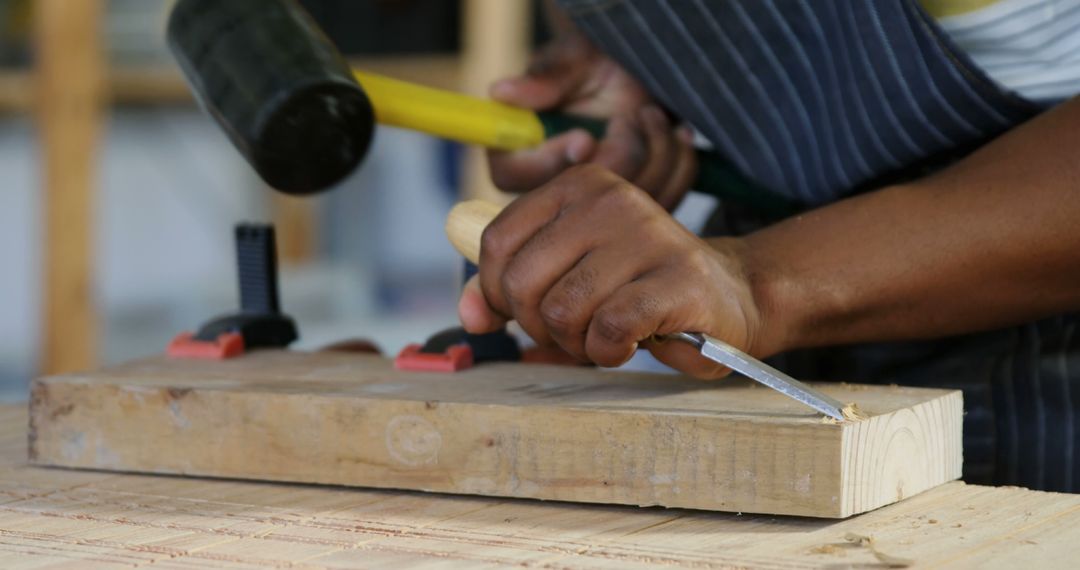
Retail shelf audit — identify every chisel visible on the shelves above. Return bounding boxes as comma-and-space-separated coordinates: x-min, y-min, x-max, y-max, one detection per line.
446, 200, 847, 421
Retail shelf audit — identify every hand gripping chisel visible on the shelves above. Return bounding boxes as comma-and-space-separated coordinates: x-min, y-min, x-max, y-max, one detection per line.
445, 200, 847, 421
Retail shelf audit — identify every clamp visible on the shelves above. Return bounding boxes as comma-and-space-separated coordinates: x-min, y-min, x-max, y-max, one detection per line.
394, 261, 522, 372
167, 224, 298, 359
394, 326, 521, 372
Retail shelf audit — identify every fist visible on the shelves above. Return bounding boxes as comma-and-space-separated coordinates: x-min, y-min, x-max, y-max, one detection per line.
487, 31, 697, 210
458, 165, 766, 378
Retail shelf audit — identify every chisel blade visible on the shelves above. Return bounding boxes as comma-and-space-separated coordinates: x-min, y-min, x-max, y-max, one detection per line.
667, 332, 847, 421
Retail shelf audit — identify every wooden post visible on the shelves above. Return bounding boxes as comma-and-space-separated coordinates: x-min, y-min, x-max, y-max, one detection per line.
36, 0, 107, 374
459, 0, 532, 202
271, 193, 318, 266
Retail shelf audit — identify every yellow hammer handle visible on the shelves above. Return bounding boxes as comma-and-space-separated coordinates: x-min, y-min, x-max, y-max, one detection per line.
445, 200, 503, 264
353, 70, 546, 151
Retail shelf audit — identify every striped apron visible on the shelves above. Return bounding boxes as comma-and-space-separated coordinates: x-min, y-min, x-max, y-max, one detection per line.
558, 0, 1080, 491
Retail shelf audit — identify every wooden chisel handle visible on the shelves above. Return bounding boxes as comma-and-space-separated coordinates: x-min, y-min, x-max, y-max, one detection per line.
445, 200, 504, 264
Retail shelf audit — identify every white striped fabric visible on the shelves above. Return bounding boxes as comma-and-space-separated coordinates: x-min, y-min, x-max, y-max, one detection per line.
932, 0, 1080, 103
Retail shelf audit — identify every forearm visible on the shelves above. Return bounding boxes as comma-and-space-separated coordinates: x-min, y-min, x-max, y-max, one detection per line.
733, 97, 1080, 356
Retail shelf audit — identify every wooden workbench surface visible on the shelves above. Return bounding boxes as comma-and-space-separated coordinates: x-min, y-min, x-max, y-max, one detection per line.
2, 404, 1079, 568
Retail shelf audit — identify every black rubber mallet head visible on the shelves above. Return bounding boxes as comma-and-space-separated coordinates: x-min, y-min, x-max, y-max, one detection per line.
167, 0, 375, 195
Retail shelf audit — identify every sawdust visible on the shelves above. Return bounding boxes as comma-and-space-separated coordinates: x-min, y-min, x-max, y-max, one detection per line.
820, 403, 869, 424
838, 381, 871, 391
844, 533, 914, 568
842, 403, 868, 421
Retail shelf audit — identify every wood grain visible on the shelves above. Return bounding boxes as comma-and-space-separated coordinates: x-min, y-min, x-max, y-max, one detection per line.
35, 0, 107, 375
271, 193, 318, 265
29, 352, 960, 518
459, 0, 532, 204
0, 403, 1077, 568
0, 56, 466, 113
447, 199, 503, 263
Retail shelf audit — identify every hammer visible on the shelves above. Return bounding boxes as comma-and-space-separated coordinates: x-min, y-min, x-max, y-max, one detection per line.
167, 0, 799, 216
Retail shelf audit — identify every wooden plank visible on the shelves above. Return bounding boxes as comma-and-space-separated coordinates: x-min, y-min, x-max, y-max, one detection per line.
270, 193, 318, 265
350, 55, 463, 93
459, 0, 532, 203
29, 352, 961, 518
0, 56, 464, 113
0, 404, 1076, 568
107, 65, 195, 106
0, 71, 32, 111
101, 54, 466, 107
35, 0, 107, 375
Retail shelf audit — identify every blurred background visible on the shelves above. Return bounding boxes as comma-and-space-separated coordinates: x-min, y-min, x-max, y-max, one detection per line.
0, 0, 543, 398
0, 0, 713, 399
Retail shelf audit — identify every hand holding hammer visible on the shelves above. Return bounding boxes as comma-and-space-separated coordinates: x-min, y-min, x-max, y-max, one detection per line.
167, 0, 799, 216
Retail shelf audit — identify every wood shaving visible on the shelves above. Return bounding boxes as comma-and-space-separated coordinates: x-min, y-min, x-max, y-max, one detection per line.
821, 403, 869, 424
844, 533, 914, 568
845, 533, 874, 547
842, 403, 868, 421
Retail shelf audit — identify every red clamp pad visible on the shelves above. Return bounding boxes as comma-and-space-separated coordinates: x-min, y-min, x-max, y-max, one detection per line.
394, 343, 473, 372
167, 331, 245, 360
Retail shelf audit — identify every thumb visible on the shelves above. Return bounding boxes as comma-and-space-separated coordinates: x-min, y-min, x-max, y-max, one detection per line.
490, 73, 579, 111
488, 128, 597, 193
489, 41, 590, 110
458, 275, 509, 334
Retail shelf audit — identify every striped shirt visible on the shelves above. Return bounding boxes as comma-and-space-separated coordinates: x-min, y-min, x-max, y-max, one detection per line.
925, 0, 1080, 103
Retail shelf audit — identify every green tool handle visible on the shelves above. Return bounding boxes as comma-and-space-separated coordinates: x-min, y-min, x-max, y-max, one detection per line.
537, 112, 801, 218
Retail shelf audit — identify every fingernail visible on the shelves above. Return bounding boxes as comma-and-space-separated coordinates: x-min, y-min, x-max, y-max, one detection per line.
458, 283, 491, 333
566, 132, 593, 163
459, 301, 493, 334
490, 79, 517, 100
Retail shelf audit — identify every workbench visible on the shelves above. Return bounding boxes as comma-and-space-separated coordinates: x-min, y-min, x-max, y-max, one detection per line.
1, 405, 1078, 567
